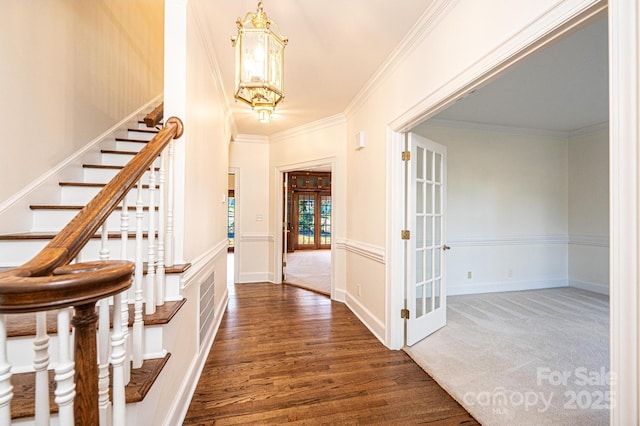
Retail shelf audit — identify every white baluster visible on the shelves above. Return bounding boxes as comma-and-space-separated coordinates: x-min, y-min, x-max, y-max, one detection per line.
133, 180, 145, 368
156, 150, 166, 306
34, 312, 50, 426
0, 315, 13, 425
55, 308, 75, 426
111, 292, 127, 425
120, 199, 131, 384
166, 139, 175, 267
98, 224, 112, 424
98, 309, 112, 425
146, 164, 156, 315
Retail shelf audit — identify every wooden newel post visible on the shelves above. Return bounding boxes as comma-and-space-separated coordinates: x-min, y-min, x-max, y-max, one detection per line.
72, 303, 99, 426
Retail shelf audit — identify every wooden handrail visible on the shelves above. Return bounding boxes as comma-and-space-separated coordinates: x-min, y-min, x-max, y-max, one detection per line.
144, 102, 164, 128
0, 115, 183, 425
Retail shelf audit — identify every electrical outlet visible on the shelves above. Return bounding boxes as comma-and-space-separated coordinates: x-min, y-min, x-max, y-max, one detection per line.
508, 269, 513, 278
467, 271, 472, 279
357, 284, 361, 296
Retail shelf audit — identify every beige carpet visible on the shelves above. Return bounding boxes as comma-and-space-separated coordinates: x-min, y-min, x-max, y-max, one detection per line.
284, 250, 331, 295
405, 288, 610, 426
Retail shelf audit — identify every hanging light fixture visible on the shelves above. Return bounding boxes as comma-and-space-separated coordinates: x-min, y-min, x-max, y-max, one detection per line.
231, 1, 288, 123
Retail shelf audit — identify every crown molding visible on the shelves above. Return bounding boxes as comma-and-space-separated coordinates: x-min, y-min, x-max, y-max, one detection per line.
233, 134, 270, 144
344, 0, 459, 119
419, 118, 570, 139
270, 113, 346, 144
569, 121, 609, 137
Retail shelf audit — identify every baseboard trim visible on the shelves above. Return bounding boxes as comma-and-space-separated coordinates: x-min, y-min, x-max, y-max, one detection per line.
163, 286, 228, 426
569, 279, 609, 295
345, 291, 386, 345
448, 279, 568, 296
238, 272, 271, 283
333, 288, 347, 303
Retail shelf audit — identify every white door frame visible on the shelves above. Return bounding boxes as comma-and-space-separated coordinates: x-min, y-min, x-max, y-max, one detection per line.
386, 1, 639, 422
274, 157, 337, 299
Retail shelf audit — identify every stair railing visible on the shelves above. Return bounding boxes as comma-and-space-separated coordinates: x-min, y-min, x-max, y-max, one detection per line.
0, 115, 183, 425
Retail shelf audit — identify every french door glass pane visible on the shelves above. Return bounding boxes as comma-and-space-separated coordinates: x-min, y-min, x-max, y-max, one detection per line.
298, 194, 315, 245
321, 195, 331, 245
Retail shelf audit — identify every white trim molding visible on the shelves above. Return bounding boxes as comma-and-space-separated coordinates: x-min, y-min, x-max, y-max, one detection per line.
448, 278, 568, 296
568, 234, 609, 247
609, 0, 639, 423
182, 238, 229, 290
240, 233, 274, 243
233, 134, 270, 144
345, 291, 386, 344
341, 240, 385, 264
449, 234, 568, 247
421, 118, 570, 139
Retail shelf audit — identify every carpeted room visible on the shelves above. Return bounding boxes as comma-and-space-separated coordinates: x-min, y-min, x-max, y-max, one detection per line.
405, 15, 609, 426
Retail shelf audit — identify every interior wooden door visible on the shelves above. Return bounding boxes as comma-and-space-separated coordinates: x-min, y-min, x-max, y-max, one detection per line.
292, 191, 331, 250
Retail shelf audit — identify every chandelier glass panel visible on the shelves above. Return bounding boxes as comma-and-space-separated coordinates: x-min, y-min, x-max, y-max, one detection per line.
232, 1, 288, 123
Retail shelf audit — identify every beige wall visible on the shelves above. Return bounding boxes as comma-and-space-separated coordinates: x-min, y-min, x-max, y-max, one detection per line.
568, 126, 609, 293
415, 124, 569, 294
229, 138, 271, 283
0, 0, 164, 202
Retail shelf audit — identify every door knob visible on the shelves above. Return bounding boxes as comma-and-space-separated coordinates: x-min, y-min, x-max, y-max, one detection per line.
442, 244, 451, 251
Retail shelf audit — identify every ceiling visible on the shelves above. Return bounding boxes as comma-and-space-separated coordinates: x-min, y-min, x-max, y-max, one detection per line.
195, 0, 435, 136
431, 16, 608, 133
195, 2, 608, 138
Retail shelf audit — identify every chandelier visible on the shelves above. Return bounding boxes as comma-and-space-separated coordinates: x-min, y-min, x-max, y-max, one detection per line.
231, 1, 288, 123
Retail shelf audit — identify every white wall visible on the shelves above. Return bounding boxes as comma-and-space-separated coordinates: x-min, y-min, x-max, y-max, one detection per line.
414, 123, 569, 294
0, 0, 164, 203
229, 137, 271, 283
568, 126, 609, 294
343, 0, 605, 346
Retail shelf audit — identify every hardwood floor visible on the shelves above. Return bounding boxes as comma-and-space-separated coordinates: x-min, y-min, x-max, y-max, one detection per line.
183, 283, 478, 425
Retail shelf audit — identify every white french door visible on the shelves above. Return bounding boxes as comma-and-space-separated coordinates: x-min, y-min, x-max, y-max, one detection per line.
406, 133, 448, 346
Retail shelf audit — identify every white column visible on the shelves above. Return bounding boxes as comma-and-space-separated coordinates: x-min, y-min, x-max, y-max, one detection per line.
164, 0, 187, 265
609, 0, 640, 424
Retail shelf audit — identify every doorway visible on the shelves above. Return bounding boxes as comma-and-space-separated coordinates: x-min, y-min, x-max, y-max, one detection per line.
282, 169, 332, 296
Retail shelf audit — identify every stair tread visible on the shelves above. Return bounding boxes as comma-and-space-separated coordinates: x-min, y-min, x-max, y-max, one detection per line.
82, 164, 160, 171
114, 138, 150, 143
101, 149, 139, 156
30, 204, 158, 211
5, 298, 187, 337
10, 353, 171, 419
128, 128, 159, 134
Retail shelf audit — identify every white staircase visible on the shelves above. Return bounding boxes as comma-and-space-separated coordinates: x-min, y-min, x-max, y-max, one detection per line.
0, 105, 189, 425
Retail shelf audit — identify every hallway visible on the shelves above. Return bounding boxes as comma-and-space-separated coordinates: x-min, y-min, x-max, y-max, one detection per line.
183, 283, 477, 425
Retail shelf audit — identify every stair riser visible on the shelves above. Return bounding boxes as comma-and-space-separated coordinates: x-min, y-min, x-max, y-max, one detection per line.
101, 153, 161, 168
7, 324, 167, 373
83, 167, 153, 183
116, 140, 147, 152
31, 209, 158, 233
61, 185, 158, 205
127, 130, 157, 141
0, 238, 154, 267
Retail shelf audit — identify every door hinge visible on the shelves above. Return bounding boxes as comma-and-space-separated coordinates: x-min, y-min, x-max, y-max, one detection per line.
401, 309, 410, 319
401, 230, 411, 240
283, 261, 287, 267
401, 151, 411, 161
